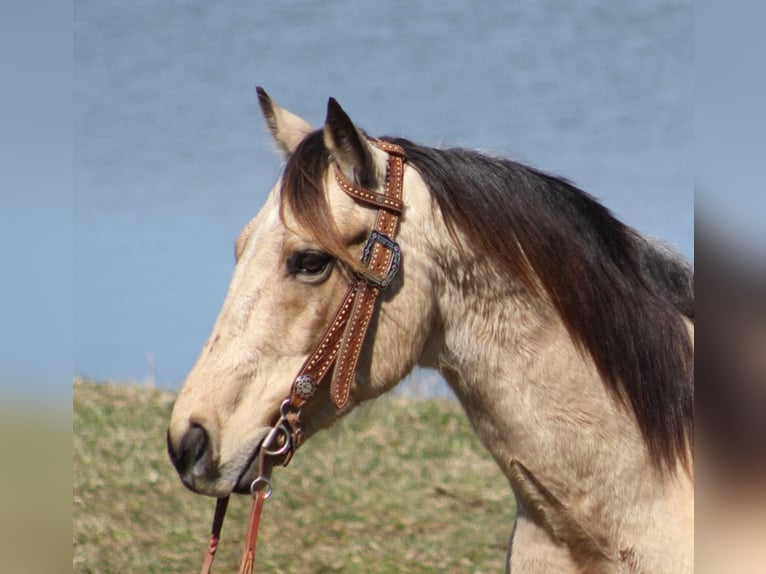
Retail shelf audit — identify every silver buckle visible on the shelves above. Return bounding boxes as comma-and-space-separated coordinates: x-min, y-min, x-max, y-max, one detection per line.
360, 230, 401, 288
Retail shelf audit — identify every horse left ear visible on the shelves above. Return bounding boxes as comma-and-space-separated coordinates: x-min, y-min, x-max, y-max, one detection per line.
257, 87, 314, 158
323, 98, 382, 189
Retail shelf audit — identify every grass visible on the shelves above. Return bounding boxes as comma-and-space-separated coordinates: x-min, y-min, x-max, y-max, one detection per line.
0, 400, 71, 573
73, 379, 515, 573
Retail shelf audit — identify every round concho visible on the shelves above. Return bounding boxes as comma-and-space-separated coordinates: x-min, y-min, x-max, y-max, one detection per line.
293, 375, 317, 401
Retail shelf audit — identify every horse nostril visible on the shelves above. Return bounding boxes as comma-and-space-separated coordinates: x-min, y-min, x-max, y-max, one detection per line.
168, 423, 209, 474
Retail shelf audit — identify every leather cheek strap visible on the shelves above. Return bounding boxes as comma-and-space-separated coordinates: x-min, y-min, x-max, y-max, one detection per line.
288, 142, 405, 413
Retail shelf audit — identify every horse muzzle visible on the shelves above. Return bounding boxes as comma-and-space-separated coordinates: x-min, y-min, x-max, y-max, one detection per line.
166, 421, 219, 494
167, 419, 271, 497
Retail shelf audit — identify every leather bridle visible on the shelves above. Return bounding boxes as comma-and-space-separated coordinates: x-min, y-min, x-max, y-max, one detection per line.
198, 141, 406, 574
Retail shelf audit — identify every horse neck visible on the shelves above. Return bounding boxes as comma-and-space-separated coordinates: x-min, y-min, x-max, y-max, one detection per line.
397, 170, 693, 568
397, 164, 667, 486
418, 225, 660, 499
420, 239, 697, 555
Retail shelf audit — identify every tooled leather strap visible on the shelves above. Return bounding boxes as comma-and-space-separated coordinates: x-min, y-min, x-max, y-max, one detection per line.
236, 489, 267, 574
289, 142, 405, 412
331, 153, 404, 407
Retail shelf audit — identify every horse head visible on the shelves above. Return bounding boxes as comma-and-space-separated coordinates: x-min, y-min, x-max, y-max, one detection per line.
167, 89, 436, 497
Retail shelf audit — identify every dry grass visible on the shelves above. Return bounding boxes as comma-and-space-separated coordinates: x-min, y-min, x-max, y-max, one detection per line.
73, 380, 515, 573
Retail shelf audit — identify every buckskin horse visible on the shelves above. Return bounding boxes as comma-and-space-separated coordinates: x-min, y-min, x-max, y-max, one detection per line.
168, 88, 694, 573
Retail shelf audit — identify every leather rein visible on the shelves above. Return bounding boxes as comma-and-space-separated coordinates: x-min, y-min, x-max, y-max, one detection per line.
198, 141, 406, 574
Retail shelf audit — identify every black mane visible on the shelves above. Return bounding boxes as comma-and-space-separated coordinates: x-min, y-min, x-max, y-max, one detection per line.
281, 130, 694, 473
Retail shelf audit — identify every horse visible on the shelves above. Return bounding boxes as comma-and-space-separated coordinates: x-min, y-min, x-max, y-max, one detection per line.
168, 88, 694, 573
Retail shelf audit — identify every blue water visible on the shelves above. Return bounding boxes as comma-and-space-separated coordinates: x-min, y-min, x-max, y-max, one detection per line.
73, 0, 692, 388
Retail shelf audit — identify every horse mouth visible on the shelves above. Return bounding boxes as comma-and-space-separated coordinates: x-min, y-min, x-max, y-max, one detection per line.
232, 404, 300, 494
231, 428, 272, 494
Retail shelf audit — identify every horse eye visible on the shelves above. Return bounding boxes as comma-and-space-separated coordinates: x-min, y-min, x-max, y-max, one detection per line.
288, 250, 333, 277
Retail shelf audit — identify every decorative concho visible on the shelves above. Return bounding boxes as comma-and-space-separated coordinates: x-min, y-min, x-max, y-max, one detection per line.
292, 375, 317, 401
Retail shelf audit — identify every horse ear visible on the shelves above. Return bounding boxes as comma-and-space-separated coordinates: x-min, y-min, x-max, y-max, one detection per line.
323, 97, 381, 189
256, 87, 313, 157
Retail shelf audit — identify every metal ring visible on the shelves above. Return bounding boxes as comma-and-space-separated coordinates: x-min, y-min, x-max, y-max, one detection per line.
279, 398, 297, 419
262, 423, 292, 457
250, 476, 272, 499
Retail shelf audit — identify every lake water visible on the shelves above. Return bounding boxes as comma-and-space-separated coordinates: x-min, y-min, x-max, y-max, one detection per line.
73, 0, 692, 390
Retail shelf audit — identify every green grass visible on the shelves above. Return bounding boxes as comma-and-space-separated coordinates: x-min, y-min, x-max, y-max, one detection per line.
73, 380, 515, 573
